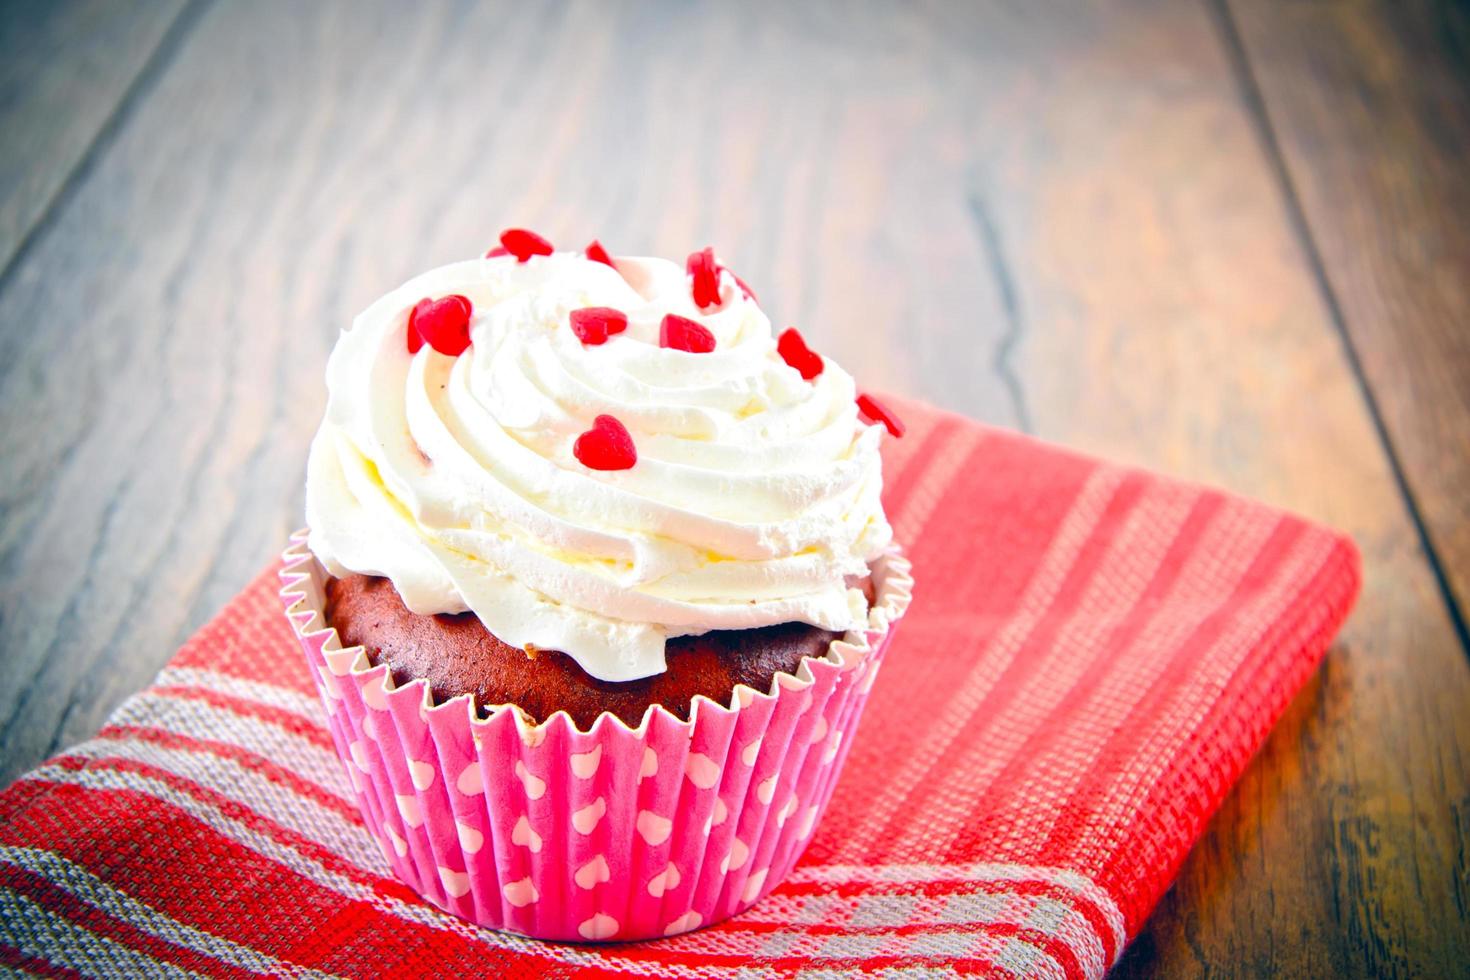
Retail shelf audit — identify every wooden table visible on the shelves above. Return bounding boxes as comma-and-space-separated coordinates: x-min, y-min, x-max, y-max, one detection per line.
1, 1, 1466, 974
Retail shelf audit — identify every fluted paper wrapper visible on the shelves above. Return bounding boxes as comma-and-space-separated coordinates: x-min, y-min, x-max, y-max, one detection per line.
280, 531, 912, 941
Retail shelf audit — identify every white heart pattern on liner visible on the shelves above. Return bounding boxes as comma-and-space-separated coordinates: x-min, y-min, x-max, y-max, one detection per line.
515, 760, 547, 800
395, 794, 423, 828
636, 811, 672, 846
570, 744, 602, 779
823, 730, 843, 764
574, 855, 611, 890
501, 877, 538, 908
456, 762, 483, 796
409, 759, 435, 790
685, 753, 719, 790
663, 911, 702, 936
741, 868, 769, 903
361, 675, 389, 710
348, 740, 371, 773
720, 838, 749, 874
639, 748, 658, 779
757, 776, 777, 805
384, 824, 408, 857
511, 815, 543, 853
455, 821, 483, 854
438, 867, 470, 899
578, 914, 619, 941
572, 797, 606, 834
646, 864, 681, 898
741, 739, 762, 766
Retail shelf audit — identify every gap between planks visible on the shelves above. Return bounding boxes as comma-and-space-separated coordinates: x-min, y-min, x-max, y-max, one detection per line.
1208, 0, 1470, 662
0, 0, 213, 291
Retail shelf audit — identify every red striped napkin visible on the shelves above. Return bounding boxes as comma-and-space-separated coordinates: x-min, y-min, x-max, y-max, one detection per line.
0, 397, 1359, 978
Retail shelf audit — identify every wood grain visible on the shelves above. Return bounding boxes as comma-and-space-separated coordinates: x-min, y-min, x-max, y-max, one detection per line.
0, 0, 1464, 973
1229, 0, 1470, 635
0, 0, 190, 273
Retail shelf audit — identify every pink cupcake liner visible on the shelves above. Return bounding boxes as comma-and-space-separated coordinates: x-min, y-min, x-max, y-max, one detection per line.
279, 531, 912, 942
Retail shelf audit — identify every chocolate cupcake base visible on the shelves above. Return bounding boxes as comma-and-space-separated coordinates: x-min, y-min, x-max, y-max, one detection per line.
324, 572, 846, 730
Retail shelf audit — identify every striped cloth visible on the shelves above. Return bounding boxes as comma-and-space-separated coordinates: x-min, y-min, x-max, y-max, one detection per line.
0, 397, 1360, 978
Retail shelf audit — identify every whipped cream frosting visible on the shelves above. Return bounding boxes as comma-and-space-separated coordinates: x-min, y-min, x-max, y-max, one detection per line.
306, 249, 894, 682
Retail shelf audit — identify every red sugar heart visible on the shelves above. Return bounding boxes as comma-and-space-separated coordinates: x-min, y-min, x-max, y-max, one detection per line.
687, 247, 722, 309
660, 314, 716, 353
484, 246, 510, 258
777, 327, 824, 380
857, 393, 905, 438
499, 228, 554, 263
408, 295, 474, 356
573, 415, 637, 471
570, 306, 628, 346
585, 240, 614, 267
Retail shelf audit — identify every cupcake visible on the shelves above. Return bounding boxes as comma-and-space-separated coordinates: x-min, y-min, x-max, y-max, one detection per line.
280, 230, 912, 941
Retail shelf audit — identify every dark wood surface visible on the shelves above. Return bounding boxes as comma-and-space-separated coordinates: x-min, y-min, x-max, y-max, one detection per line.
0, 1, 1466, 975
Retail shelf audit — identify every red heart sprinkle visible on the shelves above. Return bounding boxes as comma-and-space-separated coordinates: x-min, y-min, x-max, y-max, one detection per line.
408, 299, 435, 353
857, 393, 905, 438
573, 414, 637, 470
777, 327, 824, 380
687, 247, 722, 309
484, 246, 510, 258
585, 240, 614, 267
569, 306, 628, 346
408, 295, 474, 356
499, 228, 554, 262
660, 313, 716, 353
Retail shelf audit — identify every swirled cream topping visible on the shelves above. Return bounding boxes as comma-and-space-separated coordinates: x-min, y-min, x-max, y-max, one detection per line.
306, 248, 893, 681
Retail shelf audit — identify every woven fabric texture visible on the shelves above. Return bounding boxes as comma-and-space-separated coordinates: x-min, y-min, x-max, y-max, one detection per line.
0, 397, 1360, 979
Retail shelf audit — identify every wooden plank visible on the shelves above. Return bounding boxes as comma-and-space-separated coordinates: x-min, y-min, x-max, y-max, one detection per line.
1229, 0, 1470, 628
0, 0, 1463, 972
989, 3, 1468, 975
0, 0, 190, 272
